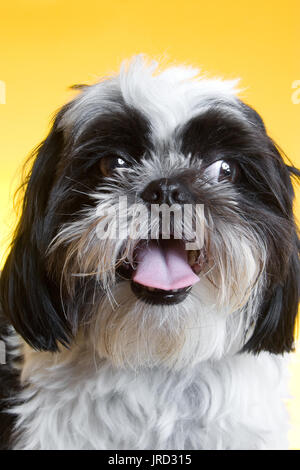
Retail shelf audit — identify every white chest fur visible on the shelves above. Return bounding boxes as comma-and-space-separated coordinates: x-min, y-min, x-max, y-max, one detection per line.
12, 346, 290, 450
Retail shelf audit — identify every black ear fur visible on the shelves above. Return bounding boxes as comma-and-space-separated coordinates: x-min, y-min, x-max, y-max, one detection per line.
243, 153, 300, 354
0, 112, 72, 351
237, 101, 300, 355
243, 243, 300, 354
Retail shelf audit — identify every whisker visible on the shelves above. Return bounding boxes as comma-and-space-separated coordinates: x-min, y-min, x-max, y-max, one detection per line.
71, 188, 91, 197
65, 176, 94, 192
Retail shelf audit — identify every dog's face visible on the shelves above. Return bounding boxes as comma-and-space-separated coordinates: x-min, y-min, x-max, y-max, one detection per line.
1, 57, 299, 368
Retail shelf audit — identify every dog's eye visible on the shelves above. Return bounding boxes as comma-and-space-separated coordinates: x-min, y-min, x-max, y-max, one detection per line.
204, 160, 238, 183
219, 161, 232, 180
99, 156, 130, 177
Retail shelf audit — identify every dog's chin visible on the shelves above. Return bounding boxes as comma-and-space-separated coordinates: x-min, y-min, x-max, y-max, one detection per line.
88, 274, 250, 371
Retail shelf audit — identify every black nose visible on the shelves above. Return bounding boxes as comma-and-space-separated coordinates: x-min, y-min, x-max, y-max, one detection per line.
141, 177, 194, 205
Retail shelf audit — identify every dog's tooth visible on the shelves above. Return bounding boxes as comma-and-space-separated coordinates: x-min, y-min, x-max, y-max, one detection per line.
188, 250, 197, 265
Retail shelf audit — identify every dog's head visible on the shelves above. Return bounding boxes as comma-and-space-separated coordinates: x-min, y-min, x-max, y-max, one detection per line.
1, 57, 299, 368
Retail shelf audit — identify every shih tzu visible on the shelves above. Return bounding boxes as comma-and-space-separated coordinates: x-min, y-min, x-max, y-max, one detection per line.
0, 56, 299, 450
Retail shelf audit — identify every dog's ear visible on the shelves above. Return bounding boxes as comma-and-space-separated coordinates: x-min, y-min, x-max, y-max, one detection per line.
244, 242, 300, 354
238, 103, 300, 354
243, 158, 300, 355
0, 109, 72, 352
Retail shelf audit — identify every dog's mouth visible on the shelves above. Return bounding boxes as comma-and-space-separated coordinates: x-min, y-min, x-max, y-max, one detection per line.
117, 239, 203, 305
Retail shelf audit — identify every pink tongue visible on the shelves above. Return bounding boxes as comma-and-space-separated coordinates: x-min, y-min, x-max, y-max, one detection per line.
133, 240, 200, 291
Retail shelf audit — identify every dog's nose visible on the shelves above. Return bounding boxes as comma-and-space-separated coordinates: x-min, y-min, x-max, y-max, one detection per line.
141, 178, 194, 205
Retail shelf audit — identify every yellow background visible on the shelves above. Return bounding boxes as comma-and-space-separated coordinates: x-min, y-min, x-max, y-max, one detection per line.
0, 0, 299, 448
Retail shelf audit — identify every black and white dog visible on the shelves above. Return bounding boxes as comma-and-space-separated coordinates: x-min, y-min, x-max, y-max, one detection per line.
0, 56, 299, 450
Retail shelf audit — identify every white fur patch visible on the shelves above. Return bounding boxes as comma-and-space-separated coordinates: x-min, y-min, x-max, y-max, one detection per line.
60, 55, 241, 143
12, 338, 290, 450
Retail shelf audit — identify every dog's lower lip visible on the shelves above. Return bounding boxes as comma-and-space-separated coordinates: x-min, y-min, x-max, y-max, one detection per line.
131, 281, 191, 305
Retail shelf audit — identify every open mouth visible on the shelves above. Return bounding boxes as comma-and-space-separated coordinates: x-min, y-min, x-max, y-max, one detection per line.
117, 239, 202, 305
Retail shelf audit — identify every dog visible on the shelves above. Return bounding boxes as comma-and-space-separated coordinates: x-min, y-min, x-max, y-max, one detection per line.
0, 56, 299, 450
